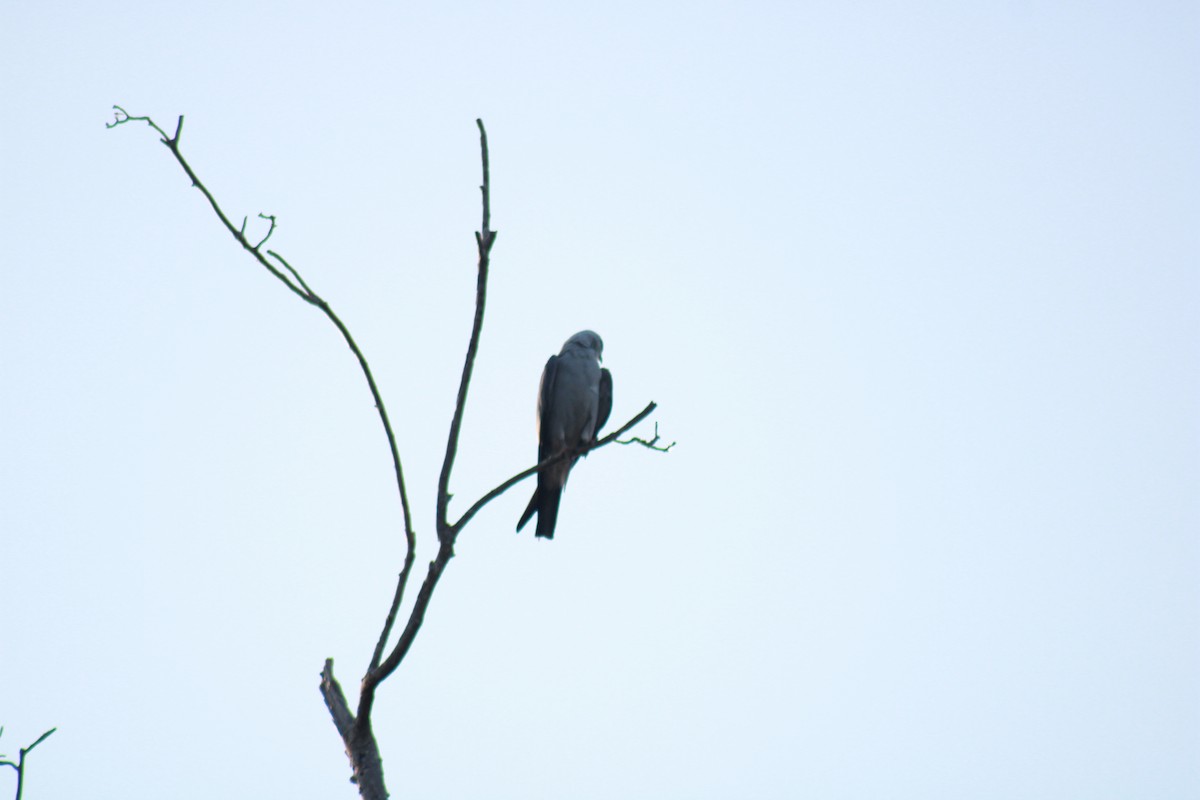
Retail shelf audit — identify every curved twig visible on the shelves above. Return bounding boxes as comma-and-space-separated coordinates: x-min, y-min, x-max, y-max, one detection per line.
617, 420, 675, 452
107, 105, 416, 563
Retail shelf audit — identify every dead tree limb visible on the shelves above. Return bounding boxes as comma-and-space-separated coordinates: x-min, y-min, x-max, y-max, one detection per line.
110, 108, 668, 799
0, 726, 56, 800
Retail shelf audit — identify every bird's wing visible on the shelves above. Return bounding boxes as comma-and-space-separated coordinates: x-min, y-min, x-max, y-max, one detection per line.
517, 355, 560, 534
536, 354, 560, 462
596, 367, 613, 437
516, 486, 539, 533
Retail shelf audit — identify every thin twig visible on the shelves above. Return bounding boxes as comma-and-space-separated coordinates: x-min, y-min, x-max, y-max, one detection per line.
267, 250, 314, 296
366, 546, 417, 675
253, 213, 277, 250
617, 420, 675, 452
20, 730, 54, 754
109, 108, 311, 302
361, 538, 453, 700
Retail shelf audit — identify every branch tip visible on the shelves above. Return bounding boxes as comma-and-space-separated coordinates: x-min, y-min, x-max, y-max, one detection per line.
26, 728, 56, 753
253, 213, 277, 250
617, 419, 675, 452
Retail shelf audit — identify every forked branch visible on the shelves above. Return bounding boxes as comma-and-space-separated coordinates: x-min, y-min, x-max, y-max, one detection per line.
111, 108, 669, 800
1, 726, 56, 800
437, 119, 497, 541
108, 105, 420, 677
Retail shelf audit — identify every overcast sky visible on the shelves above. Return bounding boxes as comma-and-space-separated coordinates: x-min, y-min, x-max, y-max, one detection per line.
2, 2, 1197, 798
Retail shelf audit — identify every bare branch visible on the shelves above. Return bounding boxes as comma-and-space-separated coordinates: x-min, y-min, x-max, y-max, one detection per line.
107, 105, 172, 142
319, 659, 355, 740
367, 546, 416, 674
112, 109, 311, 302
253, 213, 277, 250
477, 118, 492, 236
320, 661, 387, 799
21, 730, 54, 755
450, 401, 659, 533
360, 539, 453, 713
437, 119, 497, 541
114, 109, 668, 800
267, 250, 314, 297
358, 119, 497, 728
617, 420, 675, 452
0, 727, 56, 800
108, 106, 416, 560
112, 107, 422, 799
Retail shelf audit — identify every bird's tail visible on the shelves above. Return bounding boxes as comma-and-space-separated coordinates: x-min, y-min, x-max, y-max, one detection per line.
535, 486, 562, 540
516, 490, 538, 533
518, 459, 573, 539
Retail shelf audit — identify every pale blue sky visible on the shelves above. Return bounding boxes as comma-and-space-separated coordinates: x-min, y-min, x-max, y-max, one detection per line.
2, 2, 1197, 798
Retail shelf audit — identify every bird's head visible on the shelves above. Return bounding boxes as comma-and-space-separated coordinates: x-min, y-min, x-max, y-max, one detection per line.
563, 330, 604, 361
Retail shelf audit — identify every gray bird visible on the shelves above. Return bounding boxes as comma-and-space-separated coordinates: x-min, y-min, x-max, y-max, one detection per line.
517, 330, 613, 539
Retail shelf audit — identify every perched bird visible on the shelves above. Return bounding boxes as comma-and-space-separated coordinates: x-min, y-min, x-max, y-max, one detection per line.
517, 330, 613, 539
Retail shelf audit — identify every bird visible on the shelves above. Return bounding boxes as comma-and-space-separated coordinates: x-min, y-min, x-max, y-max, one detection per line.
517, 330, 613, 539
